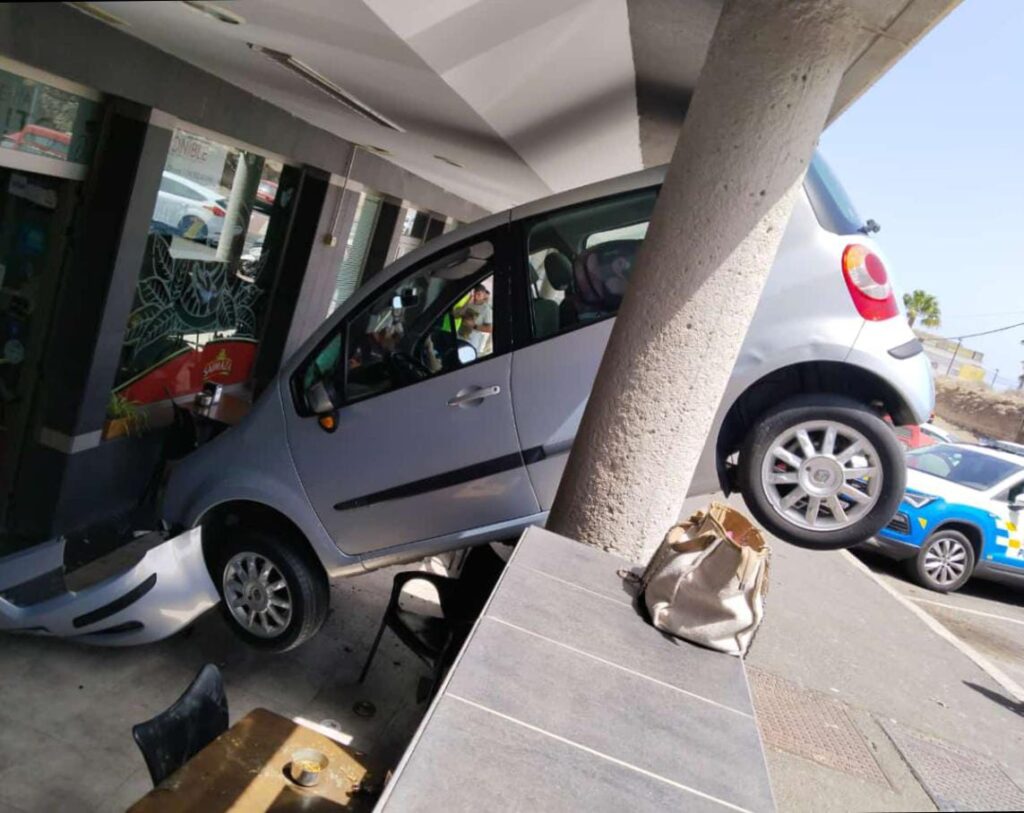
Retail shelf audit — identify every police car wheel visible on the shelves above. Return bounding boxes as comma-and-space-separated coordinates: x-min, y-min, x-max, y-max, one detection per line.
909, 529, 975, 593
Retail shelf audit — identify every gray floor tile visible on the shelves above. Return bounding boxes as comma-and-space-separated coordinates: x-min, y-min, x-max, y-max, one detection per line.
93, 767, 152, 813
0, 712, 129, 813
511, 527, 640, 604
381, 696, 728, 813
486, 565, 753, 712
446, 620, 773, 813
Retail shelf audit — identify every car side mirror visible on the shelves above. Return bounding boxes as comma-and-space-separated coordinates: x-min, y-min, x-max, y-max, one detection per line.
1012, 494, 1024, 511
306, 379, 336, 415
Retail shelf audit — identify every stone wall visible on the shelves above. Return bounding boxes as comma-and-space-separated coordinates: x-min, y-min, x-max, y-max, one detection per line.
933, 376, 1024, 442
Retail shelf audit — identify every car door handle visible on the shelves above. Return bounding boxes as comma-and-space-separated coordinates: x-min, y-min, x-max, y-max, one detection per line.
448, 385, 501, 407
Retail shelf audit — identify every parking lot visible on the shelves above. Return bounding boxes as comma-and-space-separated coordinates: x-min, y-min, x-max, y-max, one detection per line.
853, 546, 1024, 696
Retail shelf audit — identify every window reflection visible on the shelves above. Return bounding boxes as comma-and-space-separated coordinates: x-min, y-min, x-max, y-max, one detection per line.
0, 68, 101, 165
113, 128, 286, 406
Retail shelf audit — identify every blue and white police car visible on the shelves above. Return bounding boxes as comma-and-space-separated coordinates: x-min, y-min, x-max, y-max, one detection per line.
866, 442, 1024, 593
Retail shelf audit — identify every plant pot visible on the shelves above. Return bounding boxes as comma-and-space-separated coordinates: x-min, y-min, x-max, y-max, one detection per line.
103, 417, 133, 440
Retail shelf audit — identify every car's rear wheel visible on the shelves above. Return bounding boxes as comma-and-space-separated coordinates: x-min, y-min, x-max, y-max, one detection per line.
907, 529, 975, 593
737, 395, 905, 549
178, 215, 208, 242
212, 529, 329, 652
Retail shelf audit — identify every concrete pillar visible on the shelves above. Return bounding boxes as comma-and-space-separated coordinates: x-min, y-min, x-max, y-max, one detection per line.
546, 0, 860, 561
281, 184, 360, 360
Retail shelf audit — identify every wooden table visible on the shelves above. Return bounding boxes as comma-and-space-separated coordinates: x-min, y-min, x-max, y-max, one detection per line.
128, 708, 369, 812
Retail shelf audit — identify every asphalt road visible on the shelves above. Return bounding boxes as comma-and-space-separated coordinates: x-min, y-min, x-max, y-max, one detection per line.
851, 546, 1024, 691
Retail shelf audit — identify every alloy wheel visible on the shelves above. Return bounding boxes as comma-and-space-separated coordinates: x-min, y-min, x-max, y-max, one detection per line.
760, 419, 883, 532
923, 537, 970, 586
223, 552, 293, 638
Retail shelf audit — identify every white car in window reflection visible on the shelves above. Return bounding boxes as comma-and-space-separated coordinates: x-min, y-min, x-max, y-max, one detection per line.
152, 171, 227, 244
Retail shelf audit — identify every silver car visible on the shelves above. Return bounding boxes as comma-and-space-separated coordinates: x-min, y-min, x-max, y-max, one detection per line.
163, 153, 933, 650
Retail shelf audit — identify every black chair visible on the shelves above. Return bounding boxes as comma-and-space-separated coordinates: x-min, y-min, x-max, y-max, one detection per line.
132, 663, 229, 786
358, 544, 507, 690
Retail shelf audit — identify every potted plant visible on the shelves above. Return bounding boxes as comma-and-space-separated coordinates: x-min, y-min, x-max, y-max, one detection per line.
104, 392, 148, 440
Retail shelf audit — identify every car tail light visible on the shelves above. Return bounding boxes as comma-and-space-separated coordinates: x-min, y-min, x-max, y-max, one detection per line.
205, 204, 227, 217
842, 244, 898, 321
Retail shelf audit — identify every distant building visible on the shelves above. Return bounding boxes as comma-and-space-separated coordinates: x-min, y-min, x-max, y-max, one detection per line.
915, 330, 985, 380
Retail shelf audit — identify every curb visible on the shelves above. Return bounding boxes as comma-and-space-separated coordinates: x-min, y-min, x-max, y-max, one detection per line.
840, 550, 1024, 704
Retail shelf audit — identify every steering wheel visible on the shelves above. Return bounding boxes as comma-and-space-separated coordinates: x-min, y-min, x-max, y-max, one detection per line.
388, 350, 431, 383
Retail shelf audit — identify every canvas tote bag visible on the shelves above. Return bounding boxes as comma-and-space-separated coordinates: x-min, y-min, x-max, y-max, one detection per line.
639, 502, 770, 657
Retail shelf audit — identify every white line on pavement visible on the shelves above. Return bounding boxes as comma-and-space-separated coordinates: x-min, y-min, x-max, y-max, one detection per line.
840, 550, 1024, 704
907, 596, 1024, 627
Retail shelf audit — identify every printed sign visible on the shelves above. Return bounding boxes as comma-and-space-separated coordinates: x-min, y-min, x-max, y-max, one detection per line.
115, 339, 257, 405
165, 130, 228, 190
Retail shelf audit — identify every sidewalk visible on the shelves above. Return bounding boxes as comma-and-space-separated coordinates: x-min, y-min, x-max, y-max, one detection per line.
745, 534, 1024, 811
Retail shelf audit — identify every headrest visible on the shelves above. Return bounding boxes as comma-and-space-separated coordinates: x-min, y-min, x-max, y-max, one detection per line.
543, 252, 573, 291
572, 240, 640, 311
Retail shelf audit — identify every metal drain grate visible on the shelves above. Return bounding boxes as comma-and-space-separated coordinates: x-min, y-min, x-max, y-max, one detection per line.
881, 720, 1024, 811
747, 668, 888, 785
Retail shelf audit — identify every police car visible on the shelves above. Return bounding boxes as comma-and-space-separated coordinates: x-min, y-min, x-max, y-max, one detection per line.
867, 443, 1024, 593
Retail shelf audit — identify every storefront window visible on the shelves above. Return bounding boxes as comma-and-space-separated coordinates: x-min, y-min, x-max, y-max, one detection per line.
0, 68, 101, 165
395, 206, 424, 260
330, 192, 381, 314
112, 128, 288, 405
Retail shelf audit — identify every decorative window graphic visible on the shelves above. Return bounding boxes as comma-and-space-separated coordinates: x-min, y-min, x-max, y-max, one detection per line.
113, 128, 287, 405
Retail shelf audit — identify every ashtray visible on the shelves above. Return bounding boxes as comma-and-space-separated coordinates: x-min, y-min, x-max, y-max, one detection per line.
288, 748, 329, 787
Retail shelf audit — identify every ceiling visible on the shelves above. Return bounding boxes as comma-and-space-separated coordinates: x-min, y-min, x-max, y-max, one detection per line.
88, 0, 957, 213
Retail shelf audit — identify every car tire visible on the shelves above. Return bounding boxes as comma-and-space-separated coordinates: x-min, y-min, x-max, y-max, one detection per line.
211, 529, 329, 652
907, 529, 975, 593
737, 395, 905, 550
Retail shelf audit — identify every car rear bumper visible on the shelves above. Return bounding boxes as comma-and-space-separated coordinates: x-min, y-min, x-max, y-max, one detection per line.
847, 321, 935, 425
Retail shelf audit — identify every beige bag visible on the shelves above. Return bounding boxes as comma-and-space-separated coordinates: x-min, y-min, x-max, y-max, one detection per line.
640, 502, 770, 657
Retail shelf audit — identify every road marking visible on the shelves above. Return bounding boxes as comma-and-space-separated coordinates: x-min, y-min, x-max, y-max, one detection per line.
841, 551, 1024, 704
908, 596, 1024, 627
447, 693, 755, 813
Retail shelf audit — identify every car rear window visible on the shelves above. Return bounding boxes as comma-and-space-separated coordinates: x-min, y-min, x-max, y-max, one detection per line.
805, 152, 863, 235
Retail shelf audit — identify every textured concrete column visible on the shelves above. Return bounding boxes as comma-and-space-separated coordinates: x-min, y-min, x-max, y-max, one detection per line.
547, 0, 860, 561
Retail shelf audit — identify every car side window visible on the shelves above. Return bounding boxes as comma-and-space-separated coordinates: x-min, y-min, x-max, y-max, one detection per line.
523, 187, 658, 341
300, 239, 499, 407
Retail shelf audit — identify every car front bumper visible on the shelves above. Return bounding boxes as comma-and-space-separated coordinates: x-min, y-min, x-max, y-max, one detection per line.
0, 529, 219, 647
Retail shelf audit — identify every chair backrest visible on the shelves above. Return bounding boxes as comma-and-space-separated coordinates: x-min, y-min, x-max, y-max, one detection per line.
132, 663, 228, 786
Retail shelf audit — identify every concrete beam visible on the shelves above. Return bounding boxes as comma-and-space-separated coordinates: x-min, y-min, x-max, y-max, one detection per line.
547, 0, 861, 561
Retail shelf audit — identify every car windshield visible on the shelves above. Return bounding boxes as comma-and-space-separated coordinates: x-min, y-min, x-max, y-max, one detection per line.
906, 444, 1023, 490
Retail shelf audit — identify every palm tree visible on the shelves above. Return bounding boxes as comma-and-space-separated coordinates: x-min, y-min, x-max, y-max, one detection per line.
903, 290, 941, 329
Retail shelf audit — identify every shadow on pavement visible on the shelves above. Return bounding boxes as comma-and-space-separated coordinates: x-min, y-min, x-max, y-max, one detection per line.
963, 681, 1024, 718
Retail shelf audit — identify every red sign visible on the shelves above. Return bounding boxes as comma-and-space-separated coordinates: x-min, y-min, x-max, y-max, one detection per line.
115, 339, 257, 405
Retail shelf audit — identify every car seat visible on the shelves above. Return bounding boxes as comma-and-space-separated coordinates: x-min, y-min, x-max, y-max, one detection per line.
530, 264, 560, 339
543, 252, 576, 329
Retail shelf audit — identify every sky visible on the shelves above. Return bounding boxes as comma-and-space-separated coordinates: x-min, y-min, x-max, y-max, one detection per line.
820, 0, 1024, 389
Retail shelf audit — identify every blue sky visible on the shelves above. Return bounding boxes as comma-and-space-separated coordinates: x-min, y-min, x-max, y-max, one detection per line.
821, 0, 1023, 388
